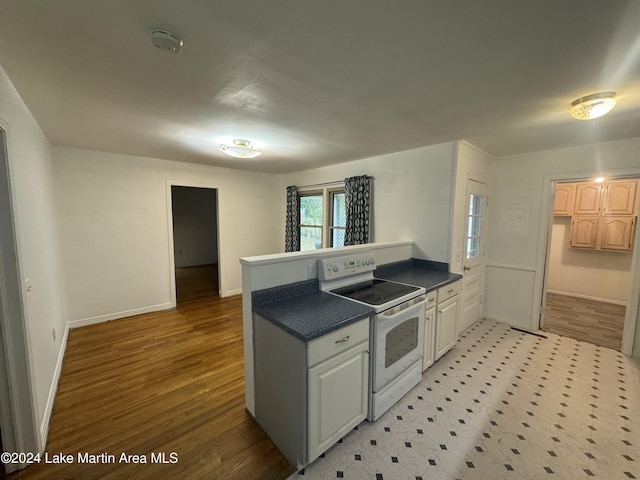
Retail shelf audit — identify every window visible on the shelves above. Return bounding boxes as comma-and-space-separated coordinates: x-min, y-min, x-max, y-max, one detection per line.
466, 194, 482, 259
299, 186, 346, 251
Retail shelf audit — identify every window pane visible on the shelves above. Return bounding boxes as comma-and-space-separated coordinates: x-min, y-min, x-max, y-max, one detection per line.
331, 228, 345, 247
466, 192, 484, 259
468, 216, 481, 237
467, 237, 480, 259
300, 195, 323, 226
301, 226, 322, 251
332, 193, 346, 227
471, 194, 483, 215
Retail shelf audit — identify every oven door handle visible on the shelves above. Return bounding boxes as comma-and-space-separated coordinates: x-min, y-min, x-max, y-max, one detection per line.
381, 296, 426, 319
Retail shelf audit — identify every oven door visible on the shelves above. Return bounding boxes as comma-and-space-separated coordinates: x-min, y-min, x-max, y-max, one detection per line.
372, 296, 425, 392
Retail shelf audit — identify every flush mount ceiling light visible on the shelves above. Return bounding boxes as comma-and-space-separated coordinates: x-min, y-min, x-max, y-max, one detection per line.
219, 139, 262, 158
150, 27, 183, 53
569, 91, 616, 120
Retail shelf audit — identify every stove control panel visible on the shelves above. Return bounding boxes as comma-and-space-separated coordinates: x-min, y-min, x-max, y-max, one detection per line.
318, 252, 376, 280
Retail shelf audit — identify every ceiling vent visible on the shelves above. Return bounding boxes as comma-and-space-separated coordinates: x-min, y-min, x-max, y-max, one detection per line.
150, 27, 183, 53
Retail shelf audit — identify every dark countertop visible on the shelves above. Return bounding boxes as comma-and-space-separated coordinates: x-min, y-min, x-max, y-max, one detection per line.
375, 259, 462, 292
252, 258, 461, 342
252, 279, 373, 342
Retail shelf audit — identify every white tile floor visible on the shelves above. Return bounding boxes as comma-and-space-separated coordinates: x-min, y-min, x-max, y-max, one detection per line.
290, 319, 640, 480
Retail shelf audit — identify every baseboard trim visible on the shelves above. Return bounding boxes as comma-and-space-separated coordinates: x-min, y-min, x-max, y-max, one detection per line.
221, 288, 242, 298
68, 302, 174, 329
40, 322, 69, 450
546, 290, 627, 307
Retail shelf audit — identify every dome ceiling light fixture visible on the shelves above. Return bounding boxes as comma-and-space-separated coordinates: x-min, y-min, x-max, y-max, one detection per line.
219, 139, 262, 158
569, 91, 616, 120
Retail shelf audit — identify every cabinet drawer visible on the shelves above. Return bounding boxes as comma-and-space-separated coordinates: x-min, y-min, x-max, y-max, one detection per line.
437, 281, 460, 303
425, 290, 437, 309
307, 318, 369, 367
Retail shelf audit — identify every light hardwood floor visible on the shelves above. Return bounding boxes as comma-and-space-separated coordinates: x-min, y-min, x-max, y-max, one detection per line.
8, 265, 294, 480
542, 292, 626, 350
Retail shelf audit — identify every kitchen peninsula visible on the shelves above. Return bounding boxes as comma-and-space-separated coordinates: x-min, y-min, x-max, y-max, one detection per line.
240, 242, 462, 469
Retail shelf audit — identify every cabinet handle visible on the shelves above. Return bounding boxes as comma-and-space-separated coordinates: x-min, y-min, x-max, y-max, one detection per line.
447, 289, 454, 294
428, 298, 435, 303
335, 335, 350, 344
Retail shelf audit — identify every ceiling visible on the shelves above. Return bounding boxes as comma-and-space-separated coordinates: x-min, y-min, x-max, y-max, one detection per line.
1, 1, 640, 174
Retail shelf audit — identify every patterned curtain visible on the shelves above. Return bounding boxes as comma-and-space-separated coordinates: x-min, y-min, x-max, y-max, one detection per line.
344, 175, 372, 246
284, 186, 300, 252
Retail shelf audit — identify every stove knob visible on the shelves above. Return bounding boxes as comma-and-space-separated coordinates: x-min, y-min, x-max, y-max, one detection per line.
332, 264, 339, 273
370, 258, 375, 265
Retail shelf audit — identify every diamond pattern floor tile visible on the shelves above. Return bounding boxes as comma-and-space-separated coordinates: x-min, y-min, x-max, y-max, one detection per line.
290, 319, 640, 480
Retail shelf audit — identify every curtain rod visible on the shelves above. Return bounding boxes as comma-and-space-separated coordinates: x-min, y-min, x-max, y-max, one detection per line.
293, 175, 374, 190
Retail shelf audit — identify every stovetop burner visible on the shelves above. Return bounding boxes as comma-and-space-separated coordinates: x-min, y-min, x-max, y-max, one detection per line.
330, 279, 420, 306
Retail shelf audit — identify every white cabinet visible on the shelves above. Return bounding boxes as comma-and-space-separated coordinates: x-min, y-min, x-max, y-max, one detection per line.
254, 315, 369, 469
435, 281, 460, 360
422, 290, 436, 371
308, 340, 368, 460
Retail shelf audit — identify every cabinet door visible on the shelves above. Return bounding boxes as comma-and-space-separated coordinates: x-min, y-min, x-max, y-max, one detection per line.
570, 216, 599, 248
603, 180, 638, 216
574, 183, 602, 215
422, 306, 436, 371
599, 217, 636, 251
554, 183, 576, 216
308, 342, 368, 463
435, 296, 458, 360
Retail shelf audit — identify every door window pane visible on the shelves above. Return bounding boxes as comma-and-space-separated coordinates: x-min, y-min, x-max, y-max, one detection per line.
466, 193, 484, 260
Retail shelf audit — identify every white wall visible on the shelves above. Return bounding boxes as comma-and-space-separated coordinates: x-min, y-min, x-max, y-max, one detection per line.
0, 66, 66, 450
279, 142, 457, 263
53, 147, 280, 325
486, 138, 640, 349
547, 216, 633, 303
171, 186, 218, 268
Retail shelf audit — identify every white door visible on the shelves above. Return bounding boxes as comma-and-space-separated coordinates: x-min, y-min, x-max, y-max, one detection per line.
460, 179, 489, 333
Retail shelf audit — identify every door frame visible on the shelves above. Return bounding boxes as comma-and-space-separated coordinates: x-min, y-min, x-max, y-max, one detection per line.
165, 179, 221, 306
0, 123, 39, 473
536, 169, 640, 356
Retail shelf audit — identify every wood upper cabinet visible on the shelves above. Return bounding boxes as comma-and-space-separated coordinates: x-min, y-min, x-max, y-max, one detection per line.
565, 178, 638, 252
570, 216, 600, 248
574, 183, 602, 215
603, 179, 638, 216
599, 216, 636, 250
554, 183, 576, 216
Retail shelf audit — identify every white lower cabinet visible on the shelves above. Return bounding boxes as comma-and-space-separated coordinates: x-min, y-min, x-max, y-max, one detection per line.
435, 281, 460, 360
254, 315, 369, 470
308, 340, 369, 461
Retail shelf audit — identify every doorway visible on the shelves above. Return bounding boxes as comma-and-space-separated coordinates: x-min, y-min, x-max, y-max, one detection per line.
541, 177, 638, 350
0, 125, 38, 474
170, 186, 219, 305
